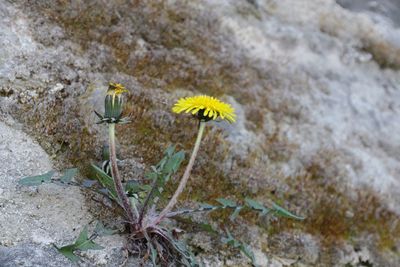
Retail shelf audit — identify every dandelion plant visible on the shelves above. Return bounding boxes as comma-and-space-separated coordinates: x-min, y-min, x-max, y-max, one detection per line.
155, 95, 236, 224
19, 83, 304, 266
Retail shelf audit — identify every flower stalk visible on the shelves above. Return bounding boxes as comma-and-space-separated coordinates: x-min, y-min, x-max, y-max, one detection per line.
155, 121, 206, 225
108, 123, 136, 227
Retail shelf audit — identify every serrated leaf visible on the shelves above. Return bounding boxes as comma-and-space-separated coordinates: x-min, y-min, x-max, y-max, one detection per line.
222, 230, 238, 246
163, 151, 185, 174
19, 171, 55, 186
155, 152, 169, 170
55, 226, 103, 263
145, 171, 158, 181
223, 230, 256, 265
272, 202, 304, 220
165, 145, 175, 157
229, 206, 243, 221
82, 179, 97, 188
60, 168, 78, 183
149, 243, 158, 266
124, 180, 142, 194
222, 229, 233, 242
90, 164, 117, 200
94, 221, 117, 236
59, 226, 103, 255
245, 198, 264, 210
156, 173, 171, 186
150, 165, 158, 172
239, 243, 256, 265
163, 230, 198, 267
199, 222, 218, 234
98, 188, 109, 195
216, 198, 237, 208
200, 203, 216, 209
56, 245, 80, 262
76, 226, 89, 244
143, 231, 160, 267
245, 198, 270, 216
140, 184, 152, 191
75, 240, 104, 251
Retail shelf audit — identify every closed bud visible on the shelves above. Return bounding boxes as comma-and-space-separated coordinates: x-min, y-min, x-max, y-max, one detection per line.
94, 82, 130, 124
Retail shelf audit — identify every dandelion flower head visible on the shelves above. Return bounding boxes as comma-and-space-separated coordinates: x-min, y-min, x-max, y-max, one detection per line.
107, 82, 128, 96
172, 95, 236, 123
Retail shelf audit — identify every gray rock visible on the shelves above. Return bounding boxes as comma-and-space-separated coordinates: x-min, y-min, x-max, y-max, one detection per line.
337, 0, 400, 27
0, 243, 73, 267
0, 120, 92, 247
0, 119, 126, 265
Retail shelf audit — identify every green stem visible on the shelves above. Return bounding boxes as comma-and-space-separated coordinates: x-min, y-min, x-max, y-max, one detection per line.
154, 121, 206, 225
109, 123, 136, 227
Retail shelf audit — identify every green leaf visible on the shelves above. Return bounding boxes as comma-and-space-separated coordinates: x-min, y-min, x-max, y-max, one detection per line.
90, 164, 117, 200
200, 203, 216, 209
94, 221, 117, 236
143, 231, 160, 267
245, 198, 270, 216
82, 179, 97, 188
165, 145, 175, 157
163, 151, 185, 174
75, 239, 104, 251
239, 243, 256, 265
145, 171, 158, 181
272, 202, 304, 220
60, 168, 78, 183
75, 226, 89, 244
144, 148, 185, 207
142, 147, 186, 212
229, 206, 243, 221
19, 171, 55, 186
56, 245, 80, 262
140, 184, 152, 191
155, 151, 169, 170
56, 225, 104, 262
223, 230, 256, 266
149, 242, 158, 267
222, 229, 238, 246
125, 181, 152, 195
164, 231, 198, 267
216, 198, 237, 208
124, 180, 141, 194
199, 222, 218, 234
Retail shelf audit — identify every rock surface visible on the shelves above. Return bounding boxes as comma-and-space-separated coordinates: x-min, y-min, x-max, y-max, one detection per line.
0, 0, 399, 266
0, 119, 128, 266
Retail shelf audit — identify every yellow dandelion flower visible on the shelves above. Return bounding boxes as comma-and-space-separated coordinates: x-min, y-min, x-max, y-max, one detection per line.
107, 82, 128, 96
172, 95, 236, 123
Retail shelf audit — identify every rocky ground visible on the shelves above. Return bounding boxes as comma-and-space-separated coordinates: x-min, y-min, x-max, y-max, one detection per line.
0, 0, 399, 266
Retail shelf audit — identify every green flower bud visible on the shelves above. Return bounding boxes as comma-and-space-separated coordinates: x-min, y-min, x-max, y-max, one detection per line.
94, 83, 130, 124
